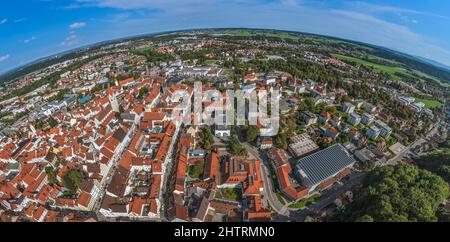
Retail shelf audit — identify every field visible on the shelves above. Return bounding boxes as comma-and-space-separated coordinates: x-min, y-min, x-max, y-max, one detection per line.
224, 29, 300, 41
332, 54, 407, 80
332, 53, 450, 87
414, 98, 444, 108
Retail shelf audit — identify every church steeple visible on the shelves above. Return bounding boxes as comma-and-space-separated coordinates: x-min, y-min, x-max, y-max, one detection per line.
107, 87, 120, 112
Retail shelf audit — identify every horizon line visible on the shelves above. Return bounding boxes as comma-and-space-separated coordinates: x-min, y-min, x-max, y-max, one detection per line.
1, 27, 449, 78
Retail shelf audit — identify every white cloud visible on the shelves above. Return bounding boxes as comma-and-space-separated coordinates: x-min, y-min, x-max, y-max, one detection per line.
347, 1, 449, 19
0, 19, 7, 25
24, 36, 37, 44
69, 22, 86, 29
400, 15, 419, 24
0, 54, 10, 62
61, 33, 80, 46
75, 0, 207, 9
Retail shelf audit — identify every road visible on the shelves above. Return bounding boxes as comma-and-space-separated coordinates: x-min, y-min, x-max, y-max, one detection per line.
288, 172, 366, 221
386, 124, 441, 165
159, 123, 182, 221
242, 143, 288, 216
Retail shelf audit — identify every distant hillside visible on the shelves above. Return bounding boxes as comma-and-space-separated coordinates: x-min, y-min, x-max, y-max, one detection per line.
414, 56, 450, 73
2, 28, 450, 86
366, 47, 450, 84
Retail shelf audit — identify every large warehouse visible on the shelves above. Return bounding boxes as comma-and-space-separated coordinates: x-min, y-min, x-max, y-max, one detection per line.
295, 144, 356, 193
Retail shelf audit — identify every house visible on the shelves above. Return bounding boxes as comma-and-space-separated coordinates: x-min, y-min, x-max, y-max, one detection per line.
294, 85, 306, 93
258, 137, 273, 150
347, 112, 361, 126
411, 102, 425, 113
374, 120, 392, 138
267, 148, 289, 169
204, 152, 219, 184
341, 102, 355, 114
243, 73, 258, 83
361, 113, 374, 125
366, 126, 381, 140
214, 125, 231, 137
319, 112, 332, 123
301, 111, 317, 126
398, 96, 415, 106
354, 148, 377, 162
320, 126, 339, 140
263, 76, 277, 85
362, 102, 377, 113
276, 164, 308, 201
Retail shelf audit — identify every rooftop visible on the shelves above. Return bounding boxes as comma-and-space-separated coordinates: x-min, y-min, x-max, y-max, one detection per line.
295, 144, 356, 188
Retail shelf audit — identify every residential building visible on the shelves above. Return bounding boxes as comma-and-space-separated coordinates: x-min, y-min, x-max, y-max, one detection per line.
341, 102, 355, 114
347, 112, 361, 126
301, 111, 318, 126
366, 125, 381, 140
374, 120, 392, 138
361, 113, 374, 125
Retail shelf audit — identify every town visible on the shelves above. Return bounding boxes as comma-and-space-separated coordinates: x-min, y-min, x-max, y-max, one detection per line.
0, 29, 449, 222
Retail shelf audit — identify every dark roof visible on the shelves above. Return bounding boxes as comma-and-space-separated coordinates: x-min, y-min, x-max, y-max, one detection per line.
112, 128, 127, 142
106, 166, 129, 197
295, 144, 355, 188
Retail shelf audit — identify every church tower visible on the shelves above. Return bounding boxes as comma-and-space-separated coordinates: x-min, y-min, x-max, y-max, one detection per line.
107, 87, 120, 113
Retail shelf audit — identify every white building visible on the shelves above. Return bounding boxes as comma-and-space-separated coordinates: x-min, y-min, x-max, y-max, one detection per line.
342, 102, 355, 114
347, 113, 361, 126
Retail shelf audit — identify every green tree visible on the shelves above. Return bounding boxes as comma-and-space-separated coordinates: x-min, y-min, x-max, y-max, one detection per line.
230, 135, 247, 156
245, 125, 260, 143
199, 126, 213, 151
62, 168, 85, 196
336, 165, 449, 222
355, 215, 374, 222
274, 133, 288, 150
45, 166, 58, 185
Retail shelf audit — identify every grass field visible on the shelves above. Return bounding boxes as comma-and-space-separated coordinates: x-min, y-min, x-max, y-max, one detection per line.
332, 54, 450, 87
288, 193, 321, 209
332, 54, 407, 80
414, 98, 444, 108
276, 192, 287, 205
204, 59, 217, 65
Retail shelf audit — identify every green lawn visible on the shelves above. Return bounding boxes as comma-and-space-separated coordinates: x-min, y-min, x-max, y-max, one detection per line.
288, 193, 321, 209
215, 188, 242, 201
204, 59, 217, 65
187, 160, 205, 179
225, 29, 253, 37
332, 54, 407, 80
276, 192, 287, 205
332, 54, 450, 87
414, 98, 444, 108
365, 54, 401, 65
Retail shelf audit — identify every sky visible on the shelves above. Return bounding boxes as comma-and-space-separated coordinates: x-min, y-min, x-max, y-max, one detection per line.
1, 0, 450, 74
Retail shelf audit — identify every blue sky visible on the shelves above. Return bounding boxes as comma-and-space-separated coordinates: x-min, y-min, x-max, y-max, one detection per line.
1, 0, 450, 74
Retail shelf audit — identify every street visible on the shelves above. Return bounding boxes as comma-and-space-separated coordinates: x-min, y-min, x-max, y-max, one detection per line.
386, 124, 441, 165
242, 143, 288, 215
